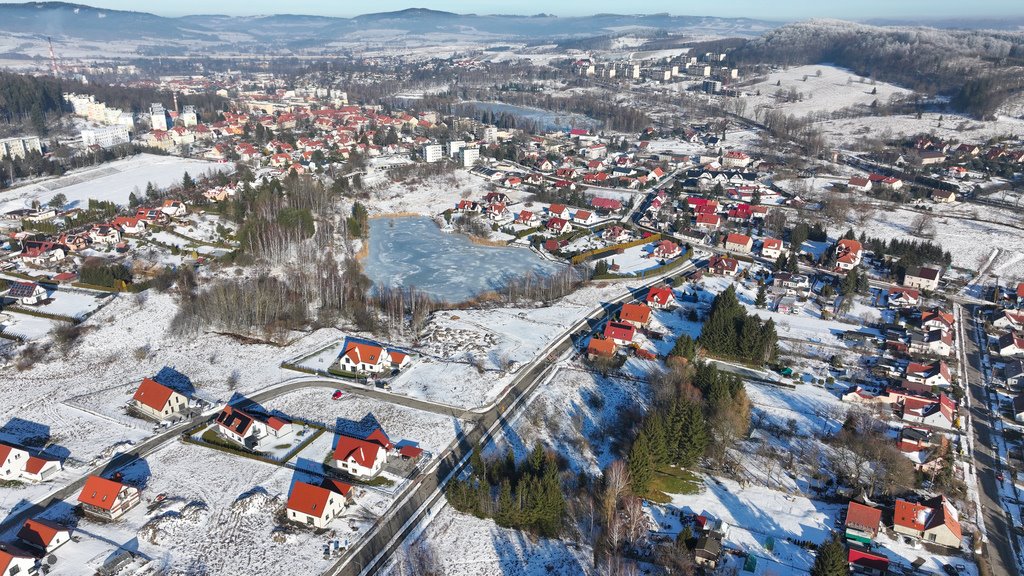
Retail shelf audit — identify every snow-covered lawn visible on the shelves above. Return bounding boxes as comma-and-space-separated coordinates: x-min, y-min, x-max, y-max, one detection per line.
0, 311, 64, 340
23, 286, 114, 320
0, 154, 229, 212
382, 504, 593, 576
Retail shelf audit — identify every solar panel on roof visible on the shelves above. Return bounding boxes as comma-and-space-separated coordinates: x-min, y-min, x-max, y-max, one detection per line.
7, 282, 39, 298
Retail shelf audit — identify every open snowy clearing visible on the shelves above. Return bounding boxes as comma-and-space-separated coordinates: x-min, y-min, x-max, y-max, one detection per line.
0, 154, 229, 213
742, 65, 912, 117
382, 503, 593, 576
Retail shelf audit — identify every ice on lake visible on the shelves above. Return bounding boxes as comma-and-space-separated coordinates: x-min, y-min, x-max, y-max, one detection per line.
363, 216, 564, 302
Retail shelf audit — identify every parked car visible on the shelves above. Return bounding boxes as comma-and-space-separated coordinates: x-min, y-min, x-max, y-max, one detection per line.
332, 389, 343, 400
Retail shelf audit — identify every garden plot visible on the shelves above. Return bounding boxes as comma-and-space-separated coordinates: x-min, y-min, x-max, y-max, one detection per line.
172, 213, 237, 246
383, 503, 593, 576
0, 154, 229, 213
259, 388, 465, 457
22, 441, 391, 575
0, 311, 64, 340
485, 367, 650, 476
595, 242, 667, 275
21, 286, 114, 320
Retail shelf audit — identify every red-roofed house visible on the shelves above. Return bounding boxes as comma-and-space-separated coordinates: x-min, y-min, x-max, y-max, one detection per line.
653, 240, 681, 259
620, 303, 652, 328
587, 337, 616, 359
333, 433, 388, 478
893, 496, 961, 548
548, 204, 569, 220
694, 213, 721, 230
131, 378, 187, 421
888, 287, 920, 308
848, 176, 872, 192
604, 321, 636, 346
760, 237, 784, 260
848, 546, 889, 576
0, 550, 35, 576
724, 233, 753, 254
0, 442, 61, 482
835, 239, 863, 271
516, 210, 538, 225
646, 286, 676, 309
573, 210, 596, 226
844, 501, 882, 543
994, 310, 1024, 331
904, 361, 951, 388
17, 518, 71, 554
546, 217, 571, 235
337, 338, 408, 375
591, 197, 622, 211
286, 480, 352, 528
78, 475, 140, 520
709, 255, 739, 277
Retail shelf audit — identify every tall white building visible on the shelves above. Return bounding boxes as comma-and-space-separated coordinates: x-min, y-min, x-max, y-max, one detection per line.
460, 147, 480, 168
422, 144, 443, 163
0, 136, 42, 160
180, 105, 198, 127
447, 140, 466, 158
81, 125, 130, 148
479, 126, 498, 144
150, 103, 169, 131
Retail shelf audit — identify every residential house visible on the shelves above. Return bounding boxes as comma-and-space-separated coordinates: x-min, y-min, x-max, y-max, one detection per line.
6, 281, 47, 306
760, 237, 784, 260
646, 286, 676, 309
901, 394, 957, 429
77, 475, 141, 521
998, 332, 1024, 357
932, 190, 956, 203
903, 266, 942, 291
724, 233, 753, 254
111, 216, 147, 235
130, 377, 188, 421
888, 287, 920, 308
547, 204, 570, 220
286, 480, 352, 529
0, 442, 60, 482
1004, 358, 1024, 390
921, 309, 955, 334
603, 322, 636, 346
455, 200, 481, 214
708, 254, 739, 277
591, 197, 622, 212
848, 176, 873, 192
515, 210, 537, 225
653, 240, 681, 259
17, 518, 71, 554
587, 337, 617, 359
722, 150, 751, 168
844, 501, 882, 544
848, 545, 890, 576
572, 210, 596, 226
0, 550, 36, 576
835, 239, 863, 271
773, 272, 811, 294
693, 535, 724, 568
337, 338, 409, 375
333, 429, 391, 478
89, 224, 121, 246
694, 213, 721, 230
546, 217, 571, 235
908, 330, 953, 358
892, 497, 962, 549
602, 226, 629, 243
214, 406, 269, 450
619, 303, 652, 328
21, 241, 66, 266
904, 361, 952, 388
993, 310, 1024, 331
160, 200, 188, 218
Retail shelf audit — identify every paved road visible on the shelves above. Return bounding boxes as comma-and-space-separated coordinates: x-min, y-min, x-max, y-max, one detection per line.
324, 262, 696, 576
960, 303, 1021, 576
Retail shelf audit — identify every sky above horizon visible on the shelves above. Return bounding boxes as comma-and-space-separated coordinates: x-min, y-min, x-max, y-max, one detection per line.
53, 1, 1024, 20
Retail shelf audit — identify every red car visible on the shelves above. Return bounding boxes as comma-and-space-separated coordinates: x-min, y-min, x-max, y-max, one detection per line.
997, 472, 1005, 482
332, 389, 343, 400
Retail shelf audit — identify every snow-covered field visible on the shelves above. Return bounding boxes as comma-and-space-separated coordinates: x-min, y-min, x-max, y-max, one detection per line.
382, 504, 593, 576
742, 65, 912, 117
0, 154, 229, 212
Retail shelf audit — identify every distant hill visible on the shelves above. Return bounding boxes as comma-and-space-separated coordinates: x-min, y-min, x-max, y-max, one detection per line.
0, 2, 777, 46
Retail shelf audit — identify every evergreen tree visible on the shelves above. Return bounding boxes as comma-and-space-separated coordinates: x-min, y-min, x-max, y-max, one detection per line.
628, 431, 654, 495
787, 252, 800, 273
128, 192, 140, 208
644, 413, 670, 466
755, 284, 768, 308
775, 252, 788, 271
182, 171, 195, 191
810, 535, 850, 576
677, 399, 709, 466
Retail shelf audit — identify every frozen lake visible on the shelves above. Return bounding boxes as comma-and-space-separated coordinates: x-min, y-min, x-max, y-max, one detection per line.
363, 217, 563, 302
462, 101, 600, 132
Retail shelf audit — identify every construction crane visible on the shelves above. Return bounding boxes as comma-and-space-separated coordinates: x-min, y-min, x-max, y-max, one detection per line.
47, 36, 60, 77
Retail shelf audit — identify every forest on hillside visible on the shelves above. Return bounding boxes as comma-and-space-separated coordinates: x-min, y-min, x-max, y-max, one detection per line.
732, 20, 1024, 119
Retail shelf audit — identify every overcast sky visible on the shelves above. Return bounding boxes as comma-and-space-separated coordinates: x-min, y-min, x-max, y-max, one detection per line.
69, 1, 1024, 20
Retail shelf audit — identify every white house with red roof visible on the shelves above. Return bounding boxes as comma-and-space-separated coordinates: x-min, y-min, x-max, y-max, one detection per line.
603, 321, 636, 347
160, 199, 188, 218
516, 210, 538, 225
998, 332, 1024, 357
893, 496, 961, 548
904, 361, 951, 388
619, 303, 652, 328
709, 255, 739, 277
921, 309, 956, 334
835, 239, 863, 271
694, 213, 721, 230
722, 150, 751, 168
888, 287, 920, 308
0, 550, 35, 576
547, 204, 570, 220
110, 216, 147, 235
337, 337, 409, 375
546, 217, 571, 235
213, 405, 292, 451
572, 210, 596, 226
653, 240, 681, 259
286, 479, 353, 529
603, 226, 630, 243
89, 224, 121, 246
847, 176, 872, 192
333, 428, 391, 478
18, 518, 71, 554
760, 237, 784, 260
131, 377, 188, 421
0, 442, 61, 482
646, 286, 676, 309
5, 281, 47, 306
994, 310, 1024, 331
78, 475, 140, 520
